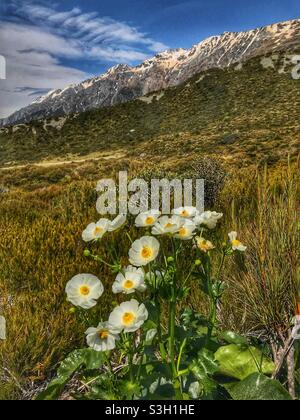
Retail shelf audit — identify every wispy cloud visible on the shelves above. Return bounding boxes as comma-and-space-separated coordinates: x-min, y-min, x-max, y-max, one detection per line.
0, 0, 168, 118
6, 0, 168, 59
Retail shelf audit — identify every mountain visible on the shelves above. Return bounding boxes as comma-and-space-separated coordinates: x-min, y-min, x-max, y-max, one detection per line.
0, 53, 299, 169
1, 19, 300, 127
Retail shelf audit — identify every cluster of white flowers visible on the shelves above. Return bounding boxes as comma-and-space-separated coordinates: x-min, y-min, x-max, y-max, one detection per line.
134, 207, 246, 252
65, 270, 148, 351
82, 215, 126, 242
65, 207, 247, 352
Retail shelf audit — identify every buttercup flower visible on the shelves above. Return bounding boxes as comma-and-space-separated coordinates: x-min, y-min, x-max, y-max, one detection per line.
129, 236, 160, 266
135, 210, 161, 228
112, 266, 146, 294
194, 211, 223, 229
0, 316, 6, 340
152, 215, 184, 235
82, 219, 110, 242
108, 214, 126, 232
196, 237, 215, 253
173, 206, 199, 219
108, 299, 148, 333
228, 231, 247, 252
66, 274, 104, 309
85, 322, 119, 352
174, 220, 197, 240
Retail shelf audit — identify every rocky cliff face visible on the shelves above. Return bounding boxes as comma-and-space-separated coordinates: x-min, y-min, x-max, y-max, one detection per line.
1, 19, 299, 126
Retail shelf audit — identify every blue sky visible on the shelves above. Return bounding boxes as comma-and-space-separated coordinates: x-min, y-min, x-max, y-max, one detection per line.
0, 0, 300, 118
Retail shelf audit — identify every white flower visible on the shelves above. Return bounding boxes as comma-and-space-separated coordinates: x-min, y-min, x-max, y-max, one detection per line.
108, 214, 126, 232
152, 215, 184, 235
112, 266, 146, 294
194, 211, 223, 229
85, 322, 119, 352
196, 237, 215, 253
66, 274, 104, 309
173, 206, 199, 219
0, 316, 6, 340
174, 220, 197, 240
82, 219, 110, 242
108, 299, 148, 333
129, 236, 160, 267
135, 210, 161, 228
228, 231, 247, 252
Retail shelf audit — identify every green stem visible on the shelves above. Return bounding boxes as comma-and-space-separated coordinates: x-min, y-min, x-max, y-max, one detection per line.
155, 296, 168, 363
182, 263, 196, 288
206, 277, 216, 343
217, 251, 226, 279
128, 350, 134, 382
104, 352, 114, 376
169, 299, 177, 378
92, 254, 115, 269
176, 338, 187, 374
137, 346, 145, 381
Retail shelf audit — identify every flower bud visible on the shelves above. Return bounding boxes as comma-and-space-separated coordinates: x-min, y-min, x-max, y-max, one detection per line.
83, 249, 91, 257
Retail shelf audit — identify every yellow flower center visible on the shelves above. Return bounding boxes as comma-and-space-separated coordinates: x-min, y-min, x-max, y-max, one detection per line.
181, 210, 189, 217
179, 227, 187, 237
98, 330, 109, 340
165, 222, 175, 229
232, 239, 241, 247
198, 239, 214, 252
79, 285, 90, 296
122, 312, 136, 326
141, 246, 153, 259
145, 216, 155, 225
94, 226, 103, 235
124, 279, 134, 289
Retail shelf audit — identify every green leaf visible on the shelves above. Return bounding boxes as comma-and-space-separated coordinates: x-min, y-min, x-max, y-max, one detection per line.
84, 349, 106, 370
145, 328, 157, 346
190, 349, 219, 400
229, 373, 292, 401
36, 349, 105, 400
219, 331, 248, 346
215, 344, 275, 380
85, 374, 117, 400
119, 380, 141, 399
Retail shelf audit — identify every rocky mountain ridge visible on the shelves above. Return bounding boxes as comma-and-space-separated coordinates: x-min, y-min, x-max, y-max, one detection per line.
1, 19, 299, 126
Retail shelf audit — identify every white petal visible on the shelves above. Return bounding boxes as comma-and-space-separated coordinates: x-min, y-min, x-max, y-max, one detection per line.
228, 231, 238, 241
109, 215, 126, 232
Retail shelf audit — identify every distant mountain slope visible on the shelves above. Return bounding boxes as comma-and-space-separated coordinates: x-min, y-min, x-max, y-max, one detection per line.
0, 54, 299, 168
1, 19, 300, 127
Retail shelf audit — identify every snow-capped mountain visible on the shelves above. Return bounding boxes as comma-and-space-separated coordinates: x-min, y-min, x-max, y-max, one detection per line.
1, 19, 300, 126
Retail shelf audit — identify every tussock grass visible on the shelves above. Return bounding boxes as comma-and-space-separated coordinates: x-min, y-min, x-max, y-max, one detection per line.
221, 160, 300, 340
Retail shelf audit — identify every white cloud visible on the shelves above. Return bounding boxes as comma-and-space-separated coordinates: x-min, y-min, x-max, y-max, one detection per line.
0, 23, 88, 118
0, 1, 168, 119
13, 1, 167, 51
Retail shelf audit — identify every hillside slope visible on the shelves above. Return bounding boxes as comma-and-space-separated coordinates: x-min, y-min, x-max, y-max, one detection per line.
0, 54, 299, 169
1, 19, 300, 126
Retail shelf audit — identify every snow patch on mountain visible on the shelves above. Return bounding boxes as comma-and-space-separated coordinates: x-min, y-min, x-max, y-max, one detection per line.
1, 19, 300, 126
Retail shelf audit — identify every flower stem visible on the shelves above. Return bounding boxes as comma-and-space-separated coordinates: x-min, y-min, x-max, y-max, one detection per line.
169, 298, 177, 378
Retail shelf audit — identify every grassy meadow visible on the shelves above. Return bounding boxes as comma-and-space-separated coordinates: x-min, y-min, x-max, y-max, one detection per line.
0, 156, 299, 399
0, 53, 299, 399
